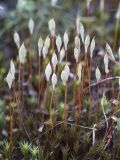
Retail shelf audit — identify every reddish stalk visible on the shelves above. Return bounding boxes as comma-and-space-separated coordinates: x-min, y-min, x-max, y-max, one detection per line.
81, 53, 88, 104
42, 81, 49, 123
86, 56, 93, 101
56, 50, 60, 76
16, 78, 31, 140
18, 63, 22, 129
87, 59, 93, 120
77, 82, 82, 124
28, 51, 33, 93
57, 62, 60, 77
52, 36, 55, 56
9, 83, 15, 158
9, 89, 12, 151
21, 64, 24, 107
28, 38, 33, 89
50, 89, 54, 121
65, 49, 68, 62
72, 63, 78, 106
37, 56, 41, 110
96, 83, 100, 125
112, 80, 115, 99
113, 19, 119, 52
118, 87, 120, 100
64, 84, 68, 121
39, 61, 45, 106
116, 90, 120, 117
116, 82, 120, 113
81, 67, 85, 106
55, 60, 60, 114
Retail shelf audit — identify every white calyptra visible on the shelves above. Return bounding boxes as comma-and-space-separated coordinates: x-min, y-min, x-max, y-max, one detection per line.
74, 48, 79, 62
45, 63, 52, 81
19, 43, 27, 64
84, 35, 90, 53
104, 53, 109, 67
86, 0, 92, 10
51, 0, 58, 6
75, 35, 80, 51
51, 73, 57, 90
28, 18, 34, 35
44, 36, 50, 49
5, 70, 14, 89
79, 23, 84, 43
63, 32, 69, 51
52, 52, 58, 71
64, 64, 70, 76
100, 0, 104, 11
48, 18, 56, 36
77, 63, 82, 82
14, 31, 20, 49
61, 69, 68, 85
106, 42, 115, 61
95, 67, 101, 81
42, 45, 48, 59
90, 37, 95, 59
17, 0, 26, 9
60, 48, 65, 63
115, 3, 120, 20
76, 14, 80, 35
38, 37, 44, 57
10, 60, 15, 79
104, 53, 109, 74
56, 34, 62, 52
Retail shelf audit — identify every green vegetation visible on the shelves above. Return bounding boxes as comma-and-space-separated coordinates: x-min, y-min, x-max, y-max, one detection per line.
0, 0, 120, 159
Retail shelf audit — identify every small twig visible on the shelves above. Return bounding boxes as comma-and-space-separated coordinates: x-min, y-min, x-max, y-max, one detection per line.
31, 120, 98, 143
84, 76, 120, 91
92, 124, 96, 145
102, 91, 108, 139
98, 136, 112, 160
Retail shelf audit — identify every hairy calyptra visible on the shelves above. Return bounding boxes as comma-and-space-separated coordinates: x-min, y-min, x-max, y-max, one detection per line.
45, 63, 52, 81
51, 73, 57, 90
14, 31, 20, 49
38, 37, 44, 57
19, 43, 27, 64
56, 34, 62, 52
95, 67, 101, 82
48, 18, 56, 36
28, 18, 35, 35
63, 32, 69, 51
